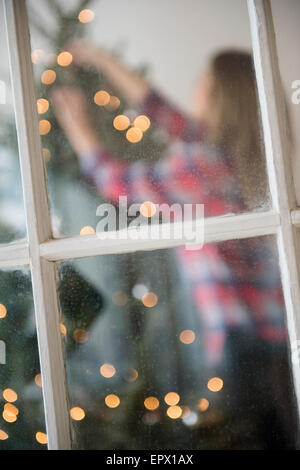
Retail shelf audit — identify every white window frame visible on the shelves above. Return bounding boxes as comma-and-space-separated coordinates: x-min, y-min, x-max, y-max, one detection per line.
1, 0, 300, 450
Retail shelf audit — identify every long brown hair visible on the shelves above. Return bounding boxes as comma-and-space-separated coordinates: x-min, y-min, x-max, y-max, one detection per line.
208, 50, 268, 209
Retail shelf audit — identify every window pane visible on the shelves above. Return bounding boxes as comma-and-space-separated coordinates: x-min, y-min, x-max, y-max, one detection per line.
0, 7, 26, 243
272, 0, 300, 205
0, 268, 46, 449
58, 235, 298, 450
27, 0, 271, 239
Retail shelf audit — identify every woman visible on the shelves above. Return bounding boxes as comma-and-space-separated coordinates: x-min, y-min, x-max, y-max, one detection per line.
52, 43, 297, 447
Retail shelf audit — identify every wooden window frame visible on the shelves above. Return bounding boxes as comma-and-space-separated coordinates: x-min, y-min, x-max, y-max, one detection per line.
1, 0, 300, 449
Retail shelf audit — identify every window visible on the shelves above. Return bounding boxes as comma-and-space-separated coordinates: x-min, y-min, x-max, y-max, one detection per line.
1, 0, 300, 449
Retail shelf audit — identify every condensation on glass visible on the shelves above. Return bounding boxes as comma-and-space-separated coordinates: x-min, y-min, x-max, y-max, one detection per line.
0, 7, 26, 244
27, 0, 271, 239
0, 268, 46, 449
57, 235, 298, 450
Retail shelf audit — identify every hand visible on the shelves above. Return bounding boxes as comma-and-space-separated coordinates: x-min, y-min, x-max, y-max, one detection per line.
66, 39, 107, 70
51, 87, 100, 156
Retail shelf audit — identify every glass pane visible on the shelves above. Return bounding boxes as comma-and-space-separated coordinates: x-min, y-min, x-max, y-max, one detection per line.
58, 235, 298, 450
0, 6, 26, 243
271, 0, 300, 206
0, 268, 46, 449
27, 0, 270, 239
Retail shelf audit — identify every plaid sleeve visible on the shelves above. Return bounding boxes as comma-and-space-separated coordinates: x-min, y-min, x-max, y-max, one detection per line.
139, 89, 204, 142
79, 141, 242, 216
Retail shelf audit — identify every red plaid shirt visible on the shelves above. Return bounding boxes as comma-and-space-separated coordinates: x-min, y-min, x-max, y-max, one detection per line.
79, 89, 287, 364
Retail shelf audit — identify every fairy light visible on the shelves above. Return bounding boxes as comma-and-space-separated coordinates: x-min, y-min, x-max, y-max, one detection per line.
132, 284, 148, 300
207, 377, 223, 392
4, 403, 19, 416
70, 407, 85, 421
123, 368, 138, 383
164, 392, 180, 406
36, 432, 48, 444
179, 329, 195, 344
113, 115, 130, 131
144, 397, 159, 411
3, 388, 18, 403
3, 410, 17, 423
126, 126, 143, 143
80, 226, 95, 235
112, 291, 128, 306
39, 120, 51, 135
0, 430, 8, 440
142, 292, 158, 308
73, 329, 88, 344
140, 201, 156, 218
78, 9, 95, 23
59, 323, 67, 336
35, 374, 42, 388
106, 96, 120, 111
42, 148, 51, 162
37, 98, 49, 114
57, 51, 73, 67
100, 363, 116, 379
105, 394, 120, 408
31, 49, 44, 64
166, 405, 182, 419
0, 304, 7, 319
133, 115, 151, 132
197, 398, 209, 411
41, 69, 56, 85
94, 90, 110, 106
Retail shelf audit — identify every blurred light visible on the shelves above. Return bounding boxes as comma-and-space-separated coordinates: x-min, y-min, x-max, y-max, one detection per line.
35, 374, 42, 388
144, 397, 159, 411
143, 411, 160, 425
140, 201, 156, 218
80, 225, 95, 235
42, 148, 51, 162
78, 9, 95, 23
94, 90, 110, 106
37, 98, 49, 114
4, 403, 19, 416
112, 291, 128, 306
207, 377, 223, 392
3, 388, 18, 403
197, 398, 210, 411
73, 328, 88, 344
179, 329, 195, 344
70, 407, 85, 421
31, 49, 44, 64
100, 363, 116, 378
106, 96, 120, 111
41, 69, 56, 85
0, 429, 8, 440
36, 432, 48, 444
126, 126, 143, 143
182, 411, 198, 426
166, 405, 182, 419
105, 394, 120, 408
3, 410, 17, 423
113, 114, 130, 131
59, 323, 67, 336
164, 392, 180, 406
0, 304, 7, 319
142, 292, 158, 308
181, 406, 191, 418
132, 284, 148, 300
39, 119, 51, 135
57, 51, 73, 67
133, 115, 151, 132
123, 368, 138, 383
